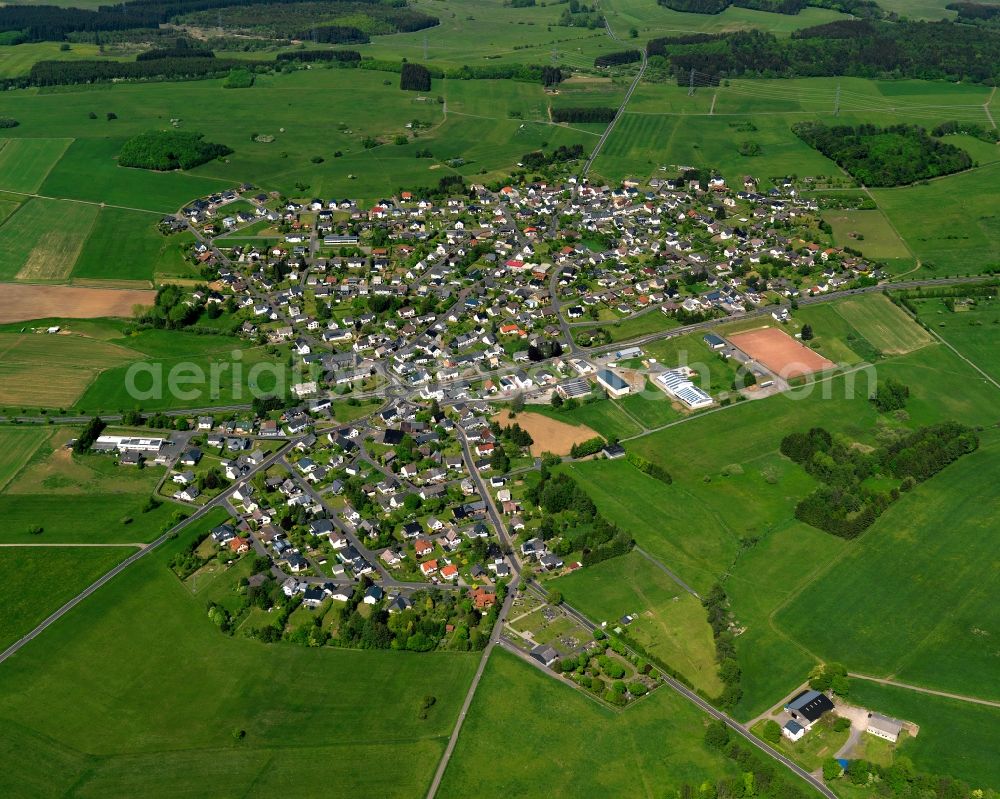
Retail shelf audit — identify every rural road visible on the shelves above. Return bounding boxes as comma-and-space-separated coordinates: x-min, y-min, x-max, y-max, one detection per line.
848, 673, 1000, 709
634, 545, 701, 599
0, 440, 294, 666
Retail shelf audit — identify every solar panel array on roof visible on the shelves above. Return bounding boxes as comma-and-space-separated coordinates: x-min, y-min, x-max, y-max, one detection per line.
655, 369, 713, 409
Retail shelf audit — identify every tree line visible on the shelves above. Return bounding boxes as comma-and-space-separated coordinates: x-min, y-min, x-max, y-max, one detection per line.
15, 56, 262, 88
647, 20, 1000, 85
275, 48, 361, 63
551, 106, 616, 123
594, 49, 642, 67
792, 122, 973, 187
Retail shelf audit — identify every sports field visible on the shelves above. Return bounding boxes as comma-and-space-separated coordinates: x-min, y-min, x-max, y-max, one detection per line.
438, 647, 740, 798
0, 283, 156, 324
832, 294, 934, 355
728, 327, 835, 378
0, 330, 139, 407
0, 545, 129, 651
556, 550, 724, 696
0, 197, 98, 281
0, 515, 479, 799
775, 436, 1000, 702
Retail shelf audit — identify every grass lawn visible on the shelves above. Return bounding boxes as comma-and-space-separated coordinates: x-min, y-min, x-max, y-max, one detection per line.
72, 208, 198, 283
555, 550, 724, 696
752, 716, 849, 772
0, 545, 129, 650
437, 647, 741, 798
775, 434, 1000, 702
0, 196, 98, 281
0, 517, 479, 799
0, 137, 73, 193
0, 329, 140, 408
847, 681, 999, 789
617, 385, 684, 429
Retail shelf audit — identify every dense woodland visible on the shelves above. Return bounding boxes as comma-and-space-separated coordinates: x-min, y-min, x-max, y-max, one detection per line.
594, 49, 642, 68
275, 48, 361, 62
118, 130, 232, 170
552, 106, 616, 123
657, 0, 881, 14
399, 61, 431, 91
17, 56, 258, 87
792, 122, 973, 187
0, 0, 436, 42
647, 20, 1000, 85
782, 422, 979, 538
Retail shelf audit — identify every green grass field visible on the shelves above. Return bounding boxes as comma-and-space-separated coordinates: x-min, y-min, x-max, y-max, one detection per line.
437, 647, 740, 798
913, 296, 1000, 382
0, 514, 479, 799
0, 330, 139, 408
533, 397, 643, 440
0, 197, 98, 280
0, 137, 72, 193
823, 208, 913, 265
0, 426, 51, 492
0, 42, 126, 77
72, 208, 197, 282
0, 545, 129, 650
832, 294, 934, 355
846, 681, 999, 789
555, 550, 724, 696
775, 435, 1000, 702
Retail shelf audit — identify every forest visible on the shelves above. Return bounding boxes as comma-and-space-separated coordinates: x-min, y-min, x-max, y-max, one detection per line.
275, 48, 361, 62
118, 130, 233, 171
594, 50, 642, 68
656, 0, 880, 14
792, 122, 972, 187
15, 56, 261, 88
781, 422, 979, 538
399, 61, 431, 91
647, 20, 1000, 85
551, 106, 616, 123
0, 0, 436, 42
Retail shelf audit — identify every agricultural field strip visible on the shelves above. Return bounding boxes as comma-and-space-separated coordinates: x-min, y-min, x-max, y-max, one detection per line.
848, 674, 1000, 709
0, 189, 171, 217
920, 319, 1000, 391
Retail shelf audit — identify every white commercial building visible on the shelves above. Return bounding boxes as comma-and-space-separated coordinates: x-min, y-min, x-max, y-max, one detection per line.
655, 368, 714, 409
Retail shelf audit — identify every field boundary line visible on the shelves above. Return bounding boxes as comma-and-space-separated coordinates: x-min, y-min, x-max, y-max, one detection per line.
984, 86, 997, 130
0, 542, 144, 548
633, 546, 701, 599
0, 427, 52, 494
28, 137, 75, 195
848, 673, 1000, 708
0, 190, 168, 216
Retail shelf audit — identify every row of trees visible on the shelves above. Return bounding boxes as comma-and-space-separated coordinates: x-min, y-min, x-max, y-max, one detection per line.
647, 20, 1000, 85
626, 452, 672, 484
275, 48, 361, 63
18, 56, 260, 88
118, 130, 232, 171
792, 122, 973, 187
932, 119, 1000, 143
702, 583, 743, 708
551, 106, 616, 123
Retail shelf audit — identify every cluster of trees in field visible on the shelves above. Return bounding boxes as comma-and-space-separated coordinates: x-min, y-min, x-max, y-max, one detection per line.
647, 20, 1000, 85
947, 1, 1000, 23
932, 119, 1000, 143
526, 467, 634, 564
552, 106, 616, 123
594, 49, 642, 67
136, 41, 214, 61
300, 25, 369, 44
871, 377, 909, 412
0, 117, 17, 128
134, 283, 219, 329
626, 452, 672, 484
702, 583, 743, 708
399, 61, 431, 91
792, 122, 973, 187
0, 0, 437, 43
275, 48, 361, 62
541, 65, 563, 86
520, 143, 585, 170
782, 422, 979, 538
73, 416, 107, 454
119, 130, 232, 171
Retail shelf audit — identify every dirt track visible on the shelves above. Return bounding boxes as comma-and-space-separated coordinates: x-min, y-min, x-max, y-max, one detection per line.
0, 283, 155, 324
495, 409, 598, 456
728, 327, 835, 379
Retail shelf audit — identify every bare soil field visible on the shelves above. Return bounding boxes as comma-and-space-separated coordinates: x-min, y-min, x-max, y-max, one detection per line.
0, 283, 155, 324
728, 327, 836, 379
495, 409, 599, 456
